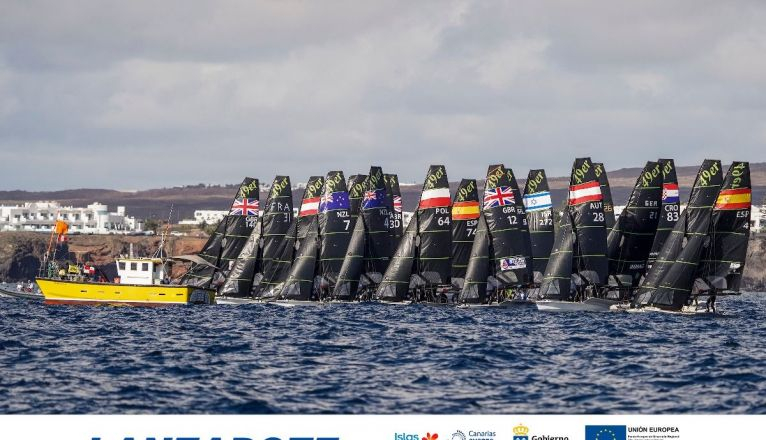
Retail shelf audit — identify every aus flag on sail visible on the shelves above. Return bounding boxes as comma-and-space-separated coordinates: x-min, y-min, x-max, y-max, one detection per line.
483, 186, 514, 209
523, 191, 552, 212
662, 183, 680, 203
363, 188, 386, 210
319, 191, 350, 212
230, 198, 259, 216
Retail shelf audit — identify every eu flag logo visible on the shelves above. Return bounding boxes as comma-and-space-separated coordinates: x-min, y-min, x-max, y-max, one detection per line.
585, 425, 626, 440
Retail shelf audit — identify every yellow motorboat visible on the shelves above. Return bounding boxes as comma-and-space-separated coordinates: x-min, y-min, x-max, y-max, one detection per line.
37, 256, 215, 306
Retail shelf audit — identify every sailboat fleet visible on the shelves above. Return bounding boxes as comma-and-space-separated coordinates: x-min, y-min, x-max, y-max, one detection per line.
35, 158, 753, 313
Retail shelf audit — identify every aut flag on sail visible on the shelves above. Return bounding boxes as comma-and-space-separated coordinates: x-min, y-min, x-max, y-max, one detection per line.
568, 181, 602, 205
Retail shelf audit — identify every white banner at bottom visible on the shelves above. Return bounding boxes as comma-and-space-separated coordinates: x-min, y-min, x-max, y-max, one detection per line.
0, 414, 763, 440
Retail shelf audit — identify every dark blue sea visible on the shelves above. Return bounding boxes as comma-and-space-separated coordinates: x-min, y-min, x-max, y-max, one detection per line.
1, 293, 765, 414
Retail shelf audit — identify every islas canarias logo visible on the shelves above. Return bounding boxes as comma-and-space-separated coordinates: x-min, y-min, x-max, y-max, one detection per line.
513, 424, 529, 440
422, 433, 438, 440
585, 425, 626, 440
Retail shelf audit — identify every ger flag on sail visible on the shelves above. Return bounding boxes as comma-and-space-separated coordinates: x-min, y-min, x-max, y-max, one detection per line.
523, 169, 554, 283
648, 159, 680, 268
180, 177, 259, 288
257, 176, 325, 298
594, 163, 616, 231
634, 160, 723, 311
451, 179, 480, 291
606, 161, 663, 291
698, 161, 752, 293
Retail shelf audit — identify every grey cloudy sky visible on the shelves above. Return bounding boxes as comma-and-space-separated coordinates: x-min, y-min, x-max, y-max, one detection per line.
1, 1, 765, 190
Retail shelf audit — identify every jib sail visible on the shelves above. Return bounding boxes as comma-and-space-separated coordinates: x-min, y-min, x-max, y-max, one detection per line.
698, 161, 752, 292
523, 169, 554, 283
458, 212, 491, 304
634, 160, 723, 310
181, 177, 260, 288
606, 161, 663, 289
451, 179, 480, 291
594, 163, 616, 231
317, 171, 353, 296
647, 159, 680, 268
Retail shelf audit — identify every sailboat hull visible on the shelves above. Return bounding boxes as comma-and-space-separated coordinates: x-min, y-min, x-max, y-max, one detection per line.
535, 298, 616, 312
36, 278, 215, 306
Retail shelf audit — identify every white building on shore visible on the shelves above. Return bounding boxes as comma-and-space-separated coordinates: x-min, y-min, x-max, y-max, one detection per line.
0, 202, 142, 234
179, 210, 229, 226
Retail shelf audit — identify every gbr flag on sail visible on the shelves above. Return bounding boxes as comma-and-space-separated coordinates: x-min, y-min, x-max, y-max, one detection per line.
419, 187, 451, 209
230, 198, 259, 216
568, 181, 602, 205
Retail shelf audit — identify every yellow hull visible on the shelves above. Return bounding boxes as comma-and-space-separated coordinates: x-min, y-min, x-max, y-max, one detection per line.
36, 278, 216, 306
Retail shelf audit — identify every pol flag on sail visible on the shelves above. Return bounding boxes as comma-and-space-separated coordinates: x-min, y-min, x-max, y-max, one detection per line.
419, 187, 451, 209
523, 191, 552, 212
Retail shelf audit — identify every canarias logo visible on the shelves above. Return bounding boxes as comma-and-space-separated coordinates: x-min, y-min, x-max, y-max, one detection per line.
422, 433, 438, 440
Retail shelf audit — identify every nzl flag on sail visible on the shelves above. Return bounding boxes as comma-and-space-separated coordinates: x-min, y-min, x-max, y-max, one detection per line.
320, 191, 350, 212
363, 188, 386, 210
585, 425, 626, 440
230, 198, 259, 216
662, 183, 680, 203
523, 191, 552, 212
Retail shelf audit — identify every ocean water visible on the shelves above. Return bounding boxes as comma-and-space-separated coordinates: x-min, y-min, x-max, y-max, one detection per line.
1, 293, 765, 414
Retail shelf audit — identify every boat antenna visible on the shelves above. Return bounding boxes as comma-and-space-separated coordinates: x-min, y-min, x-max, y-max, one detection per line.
154, 204, 173, 259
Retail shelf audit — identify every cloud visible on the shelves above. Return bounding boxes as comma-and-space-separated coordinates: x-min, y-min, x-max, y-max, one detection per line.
0, 0, 765, 190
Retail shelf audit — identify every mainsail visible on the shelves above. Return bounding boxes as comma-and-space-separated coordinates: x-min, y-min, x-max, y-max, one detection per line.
594, 163, 616, 231
317, 171, 353, 296
606, 161, 663, 290
539, 158, 608, 300
451, 179, 480, 291
279, 177, 326, 301
347, 174, 367, 216
523, 169, 554, 283
647, 159, 680, 268
385, 174, 404, 249
698, 161, 752, 292
180, 177, 260, 288
634, 160, 723, 310
377, 165, 451, 303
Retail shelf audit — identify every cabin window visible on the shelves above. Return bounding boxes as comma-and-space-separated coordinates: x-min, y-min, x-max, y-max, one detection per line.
130, 262, 137, 271
118, 262, 125, 270
142, 263, 149, 271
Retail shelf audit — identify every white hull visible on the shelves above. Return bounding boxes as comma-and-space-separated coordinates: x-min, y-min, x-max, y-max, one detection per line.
458, 299, 535, 308
536, 298, 618, 312
0, 284, 43, 301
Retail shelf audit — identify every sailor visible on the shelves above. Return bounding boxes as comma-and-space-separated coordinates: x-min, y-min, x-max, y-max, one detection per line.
706, 295, 717, 313
58, 267, 66, 279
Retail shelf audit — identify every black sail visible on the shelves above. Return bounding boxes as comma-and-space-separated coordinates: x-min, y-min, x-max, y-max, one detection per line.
635, 160, 723, 310
570, 158, 609, 287
361, 167, 391, 285
648, 159, 680, 267
220, 176, 290, 296
483, 164, 532, 287
415, 165, 452, 286
594, 163, 616, 231
279, 177, 325, 301
332, 213, 366, 301
538, 207, 576, 300
606, 161, 663, 289
248, 176, 293, 297
459, 212, 491, 304
451, 179, 480, 290
347, 174, 367, 217
376, 215, 418, 302
523, 169, 554, 283
385, 174, 404, 248
318, 171, 353, 295
181, 177, 260, 287
698, 161, 752, 292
